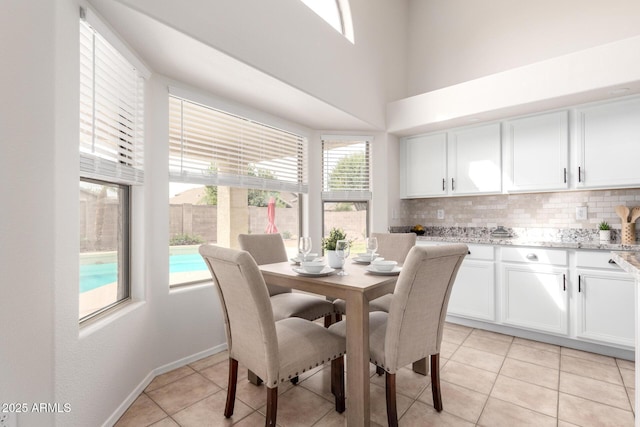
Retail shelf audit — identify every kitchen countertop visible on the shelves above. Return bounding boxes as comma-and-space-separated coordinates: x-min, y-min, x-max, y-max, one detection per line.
611, 251, 640, 280
416, 235, 640, 251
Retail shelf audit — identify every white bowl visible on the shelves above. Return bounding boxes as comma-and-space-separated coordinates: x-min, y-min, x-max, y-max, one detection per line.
357, 252, 378, 260
301, 261, 326, 273
300, 252, 318, 262
372, 260, 397, 272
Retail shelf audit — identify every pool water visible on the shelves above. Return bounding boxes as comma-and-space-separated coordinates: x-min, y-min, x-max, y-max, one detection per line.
80, 253, 207, 293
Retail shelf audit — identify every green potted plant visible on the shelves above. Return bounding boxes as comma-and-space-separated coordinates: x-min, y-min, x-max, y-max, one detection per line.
598, 221, 611, 242
322, 227, 349, 268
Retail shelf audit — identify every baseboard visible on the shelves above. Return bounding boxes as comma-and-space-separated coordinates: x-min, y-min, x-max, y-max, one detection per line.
102, 343, 228, 427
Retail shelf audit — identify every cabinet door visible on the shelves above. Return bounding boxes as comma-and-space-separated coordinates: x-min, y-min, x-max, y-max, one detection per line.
448, 123, 501, 195
448, 260, 495, 321
502, 264, 568, 335
505, 111, 568, 192
401, 133, 447, 198
577, 97, 640, 188
576, 269, 635, 347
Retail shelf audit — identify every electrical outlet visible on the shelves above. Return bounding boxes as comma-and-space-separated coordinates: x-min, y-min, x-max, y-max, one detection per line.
437, 209, 445, 220
0, 412, 17, 427
576, 206, 588, 220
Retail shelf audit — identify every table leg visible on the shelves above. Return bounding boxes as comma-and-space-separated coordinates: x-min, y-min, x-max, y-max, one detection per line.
345, 291, 370, 426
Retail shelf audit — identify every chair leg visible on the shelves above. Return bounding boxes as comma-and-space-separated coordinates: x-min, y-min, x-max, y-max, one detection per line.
331, 357, 345, 413
376, 366, 385, 376
224, 358, 238, 418
385, 371, 398, 427
248, 369, 263, 386
266, 387, 278, 427
334, 313, 342, 322
324, 314, 333, 327
412, 357, 428, 376
430, 353, 443, 412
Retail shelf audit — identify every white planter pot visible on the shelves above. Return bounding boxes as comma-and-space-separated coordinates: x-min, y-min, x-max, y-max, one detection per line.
599, 230, 611, 242
326, 250, 344, 268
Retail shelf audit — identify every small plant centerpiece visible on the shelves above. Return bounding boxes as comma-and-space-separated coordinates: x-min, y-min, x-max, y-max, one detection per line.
598, 221, 611, 242
322, 227, 350, 268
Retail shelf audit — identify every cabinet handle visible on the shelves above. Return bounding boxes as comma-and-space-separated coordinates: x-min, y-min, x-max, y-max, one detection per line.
451, 178, 455, 191
578, 166, 582, 182
578, 275, 581, 292
563, 274, 566, 291
563, 168, 567, 183
525, 253, 538, 261
608, 259, 617, 264
442, 178, 445, 191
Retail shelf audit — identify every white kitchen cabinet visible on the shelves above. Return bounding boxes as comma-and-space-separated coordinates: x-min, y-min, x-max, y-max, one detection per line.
400, 123, 501, 198
447, 244, 495, 321
448, 123, 502, 195
400, 133, 447, 198
575, 251, 635, 348
501, 247, 569, 335
577, 96, 640, 189
504, 111, 569, 192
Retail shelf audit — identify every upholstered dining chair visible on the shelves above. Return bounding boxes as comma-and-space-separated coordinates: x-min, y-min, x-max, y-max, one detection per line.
329, 244, 468, 427
238, 233, 336, 385
199, 244, 346, 427
333, 232, 417, 319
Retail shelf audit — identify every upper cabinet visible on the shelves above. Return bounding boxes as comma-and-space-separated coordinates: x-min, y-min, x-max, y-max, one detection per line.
577, 97, 640, 189
400, 123, 501, 198
504, 111, 569, 192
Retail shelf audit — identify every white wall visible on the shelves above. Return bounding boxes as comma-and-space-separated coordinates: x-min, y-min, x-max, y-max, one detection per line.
112, 0, 409, 129
407, 0, 640, 95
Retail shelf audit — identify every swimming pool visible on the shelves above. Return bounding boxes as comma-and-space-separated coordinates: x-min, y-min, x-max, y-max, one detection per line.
80, 253, 208, 293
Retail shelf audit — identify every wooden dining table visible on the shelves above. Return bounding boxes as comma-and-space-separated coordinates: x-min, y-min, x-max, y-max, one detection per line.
258, 260, 399, 426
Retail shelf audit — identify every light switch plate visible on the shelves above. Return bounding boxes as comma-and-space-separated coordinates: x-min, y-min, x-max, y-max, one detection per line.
437, 209, 445, 220
576, 206, 588, 220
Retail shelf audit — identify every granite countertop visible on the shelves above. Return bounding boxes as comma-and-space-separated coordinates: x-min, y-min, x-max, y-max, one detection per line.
390, 226, 640, 251
611, 252, 640, 280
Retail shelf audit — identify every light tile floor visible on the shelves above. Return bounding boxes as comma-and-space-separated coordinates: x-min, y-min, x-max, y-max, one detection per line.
115, 323, 635, 426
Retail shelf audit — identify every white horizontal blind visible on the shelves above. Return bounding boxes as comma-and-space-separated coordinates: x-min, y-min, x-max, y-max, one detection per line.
169, 96, 308, 193
79, 20, 144, 184
322, 136, 371, 201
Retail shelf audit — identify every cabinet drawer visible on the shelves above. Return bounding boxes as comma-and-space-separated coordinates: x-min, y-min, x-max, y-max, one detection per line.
576, 250, 626, 270
501, 247, 567, 266
466, 244, 494, 261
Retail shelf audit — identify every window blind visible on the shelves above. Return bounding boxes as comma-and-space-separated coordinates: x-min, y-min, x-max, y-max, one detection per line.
79, 20, 144, 184
169, 96, 308, 193
322, 136, 371, 201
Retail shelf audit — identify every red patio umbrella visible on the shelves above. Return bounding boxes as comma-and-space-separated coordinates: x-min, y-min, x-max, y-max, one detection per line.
265, 197, 278, 234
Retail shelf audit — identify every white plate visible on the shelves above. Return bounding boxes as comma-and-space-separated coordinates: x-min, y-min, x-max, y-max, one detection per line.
365, 266, 402, 275
290, 257, 322, 265
292, 266, 336, 277
352, 257, 374, 264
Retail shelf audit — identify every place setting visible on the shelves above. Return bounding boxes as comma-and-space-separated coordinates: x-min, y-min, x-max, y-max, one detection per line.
291, 236, 336, 276
290, 236, 322, 265
366, 259, 402, 275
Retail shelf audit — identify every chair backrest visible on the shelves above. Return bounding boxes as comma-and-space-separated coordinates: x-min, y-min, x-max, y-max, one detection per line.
371, 232, 417, 263
384, 244, 468, 370
199, 244, 279, 384
238, 233, 291, 296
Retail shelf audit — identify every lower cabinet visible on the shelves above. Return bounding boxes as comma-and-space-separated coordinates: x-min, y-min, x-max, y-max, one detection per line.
575, 251, 635, 347
448, 245, 495, 321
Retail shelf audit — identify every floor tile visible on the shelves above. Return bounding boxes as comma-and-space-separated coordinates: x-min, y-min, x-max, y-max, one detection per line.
149, 418, 179, 427
558, 392, 635, 426
478, 397, 556, 427
469, 328, 514, 344
299, 365, 335, 402
442, 327, 472, 345
561, 354, 624, 385
499, 357, 559, 389
234, 377, 294, 410
512, 336, 560, 353
627, 387, 635, 414
188, 351, 229, 372
439, 340, 459, 359
147, 372, 221, 415
145, 365, 196, 392
462, 334, 511, 356
617, 358, 636, 371
620, 367, 635, 389
490, 375, 558, 417
171, 390, 253, 426
507, 343, 560, 369
440, 360, 497, 395
370, 366, 431, 400
417, 380, 488, 423
450, 345, 505, 373
561, 347, 617, 366
230, 411, 266, 427
200, 359, 248, 389
560, 371, 630, 410
368, 382, 414, 426
257, 385, 334, 427
114, 394, 167, 427
399, 399, 474, 426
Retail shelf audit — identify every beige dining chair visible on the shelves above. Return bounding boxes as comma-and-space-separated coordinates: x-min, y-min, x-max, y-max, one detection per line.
238, 233, 336, 385
199, 244, 346, 426
333, 232, 417, 319
329, 244, 468, 427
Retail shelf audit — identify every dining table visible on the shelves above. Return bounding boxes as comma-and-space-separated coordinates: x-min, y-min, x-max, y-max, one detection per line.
258, 260, 399, 426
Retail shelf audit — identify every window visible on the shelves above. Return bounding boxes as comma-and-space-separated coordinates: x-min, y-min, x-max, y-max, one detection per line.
322, 136, 371, 253
299, 0, 354, 43
168, 95, 307, 286
79, 14, 144, 321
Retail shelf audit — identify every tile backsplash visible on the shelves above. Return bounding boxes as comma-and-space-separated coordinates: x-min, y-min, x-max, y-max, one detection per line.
400, 188, 640, 230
